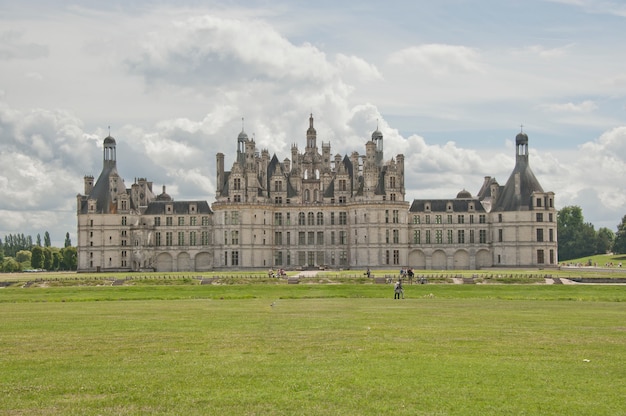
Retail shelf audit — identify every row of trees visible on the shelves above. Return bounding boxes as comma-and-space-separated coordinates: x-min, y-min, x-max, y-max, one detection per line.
1, 232, 76, 272
557, 206, 626, 261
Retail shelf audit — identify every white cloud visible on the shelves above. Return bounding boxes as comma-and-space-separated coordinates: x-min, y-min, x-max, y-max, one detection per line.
538, 100, 598, 113
387, 44, 484, 76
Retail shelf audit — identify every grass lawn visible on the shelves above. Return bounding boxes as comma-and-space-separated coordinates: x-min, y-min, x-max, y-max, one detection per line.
0, 284, 624, 415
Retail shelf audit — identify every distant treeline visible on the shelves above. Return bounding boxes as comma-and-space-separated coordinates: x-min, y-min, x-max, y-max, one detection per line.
1, 232, 72, 258
1, 232, 76, 272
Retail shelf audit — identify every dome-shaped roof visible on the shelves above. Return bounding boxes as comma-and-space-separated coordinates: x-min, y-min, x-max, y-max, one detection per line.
238, 130, 248, 141
103, 135, 116, 145
156, 185, 172, 201
371, 129, 383, 140
516, 131, 528, 145
456, 189, 472, 199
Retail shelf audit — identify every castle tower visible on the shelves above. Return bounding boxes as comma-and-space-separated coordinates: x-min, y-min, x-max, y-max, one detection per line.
306, 113, 317, 151
103, 135, 117, 169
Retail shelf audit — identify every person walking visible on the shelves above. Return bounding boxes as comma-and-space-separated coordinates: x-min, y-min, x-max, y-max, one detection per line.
394, 280, 404, 299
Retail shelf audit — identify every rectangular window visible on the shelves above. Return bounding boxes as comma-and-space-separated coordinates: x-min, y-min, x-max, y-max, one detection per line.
425, 230, 431, 244
275, 213, 283, 225
166, 232, 172, 246
286, 232, 291, 246
385, 250, 390, 265
470, 215, 474, 224
537, 229, 544, 242
413, 215, 420, 224
121, 216, 127, 225
299, 232, 306, 245
317, 212, 324, 225
537, 249, 545, 264
413, 230, 420, 244
190, 216, 197, 226
339, 251, 347, 266
224, 231, 228, 245
469, 229, 475, 244
479, 214, 486, 224
393, 210, 399, 224
166, 217, 173, 226
393, 250, 400, 265
331, 231, 336, 245
457, 215, 464, 224
231, 230, 239, 245
435, 215, 442, 224
275, 232, 282, 245
536, 213, 544, 222
479, 230, 487, 243
393, 229, 399, 244
286, 213, 291, 225
308, 232, 315, 245
201, 231, 210, 245
232, 211, 239, 225
202, 216, 210, 226
189, 231, 197, 246
178, 217, 184, 226
549, 229, 554, 242
435, 230, 442, 244
457, 230, 465, 244
231, 251, 239, 266
425, 215, 430, 224
317, 232, 324, 245
275, 251, 283, 266
339, 212, 347, 225
178, 231, 184, 246
339, 231, 347, 245
154, 217, 161, 226
447, 215, 453, 224
155, 232, 161, 246
447, 230, 453, 244
498, 229, 503, 242
386, 229, 390, 244
385, 210, 389, 223
330, 212, 335, 225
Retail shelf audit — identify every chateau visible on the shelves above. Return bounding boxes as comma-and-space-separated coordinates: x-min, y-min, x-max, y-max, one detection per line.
76, 115, 557, 272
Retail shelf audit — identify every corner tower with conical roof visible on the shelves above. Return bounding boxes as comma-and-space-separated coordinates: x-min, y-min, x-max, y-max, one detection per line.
489, 129, 557, 266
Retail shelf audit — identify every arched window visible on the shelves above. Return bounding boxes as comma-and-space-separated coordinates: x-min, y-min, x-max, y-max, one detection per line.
298, 212, 306, 225
307, 212, 314, 225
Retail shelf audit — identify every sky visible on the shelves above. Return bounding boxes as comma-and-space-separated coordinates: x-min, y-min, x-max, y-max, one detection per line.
1, 0, 625, 247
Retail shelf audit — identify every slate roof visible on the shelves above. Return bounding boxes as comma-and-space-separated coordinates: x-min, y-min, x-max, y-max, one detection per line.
491, 156, 544, 212
143, 201, 213, 215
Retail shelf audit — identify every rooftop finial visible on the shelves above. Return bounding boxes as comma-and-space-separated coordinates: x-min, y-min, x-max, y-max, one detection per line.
242, 117, 245, 132
108, 125, 111, 136
520, 124, 524, 133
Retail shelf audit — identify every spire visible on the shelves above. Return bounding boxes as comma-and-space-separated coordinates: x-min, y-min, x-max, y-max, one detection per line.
306, 113, 317, 150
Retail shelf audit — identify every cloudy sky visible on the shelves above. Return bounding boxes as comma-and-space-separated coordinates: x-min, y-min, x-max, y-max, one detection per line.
1, 0, 625, 246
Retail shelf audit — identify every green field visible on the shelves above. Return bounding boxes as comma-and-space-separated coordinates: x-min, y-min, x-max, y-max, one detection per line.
1, 283, 624, 415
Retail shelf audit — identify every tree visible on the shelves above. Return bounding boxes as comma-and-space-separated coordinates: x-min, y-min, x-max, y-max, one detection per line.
31, 246, 44, 269
61, 246, 77, 271
51, 248, 62, 271
557, 206, 598, 261
15, 250, 32, 264
43, 247, 53, 270
44, 231, 51, 248
613, 215, 626, 254
2, 258, 21, 272
64, 232, 72, 248
596, 227, 615, 254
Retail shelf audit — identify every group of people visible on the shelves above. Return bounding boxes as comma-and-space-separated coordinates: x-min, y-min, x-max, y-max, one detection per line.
268, 268, 287, 278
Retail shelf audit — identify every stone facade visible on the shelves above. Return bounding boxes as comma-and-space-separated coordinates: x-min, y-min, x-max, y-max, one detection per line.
76, 115, 557, 272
